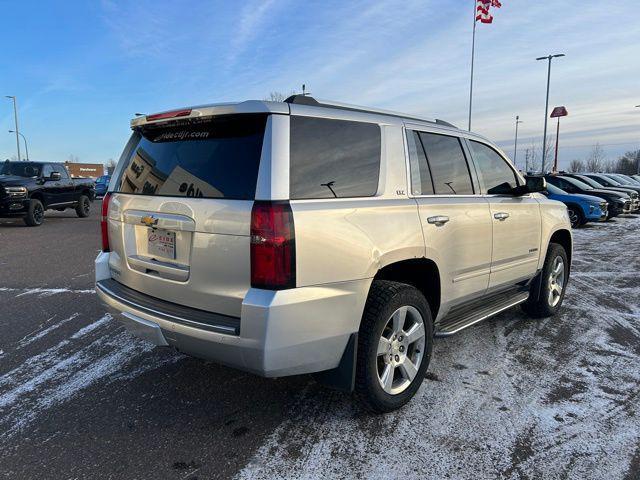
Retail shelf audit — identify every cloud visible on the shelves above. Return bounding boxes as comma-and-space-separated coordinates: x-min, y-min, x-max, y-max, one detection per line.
228, 0, 283, 63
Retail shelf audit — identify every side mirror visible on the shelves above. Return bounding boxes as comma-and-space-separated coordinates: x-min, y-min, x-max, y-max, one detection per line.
524, 175, 546, 194
50, 172, 61, 181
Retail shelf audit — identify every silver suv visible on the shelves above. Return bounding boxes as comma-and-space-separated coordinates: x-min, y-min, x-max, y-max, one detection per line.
96, 96, 572, 412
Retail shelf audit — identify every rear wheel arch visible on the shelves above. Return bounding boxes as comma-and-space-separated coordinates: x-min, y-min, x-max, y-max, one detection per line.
370, 258, 441, 321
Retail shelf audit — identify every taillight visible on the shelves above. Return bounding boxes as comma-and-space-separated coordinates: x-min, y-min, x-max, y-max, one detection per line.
250, 201, 296, 290
146, 109, 192, 121
101, 192, 112, 252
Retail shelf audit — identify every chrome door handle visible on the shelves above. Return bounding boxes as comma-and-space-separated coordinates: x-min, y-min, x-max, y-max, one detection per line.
494, 212, 510, 221
427, 215, 450, 225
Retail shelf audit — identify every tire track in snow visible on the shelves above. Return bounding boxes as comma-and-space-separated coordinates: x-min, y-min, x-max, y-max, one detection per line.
0, 313, 177, 441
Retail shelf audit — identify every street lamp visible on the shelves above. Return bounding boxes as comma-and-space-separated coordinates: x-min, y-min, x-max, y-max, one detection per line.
536, 54, 565, 173
635, 106, 640, 174
8, 130, 29, 161
513, 116, 523, 171
5, 95, 21, 161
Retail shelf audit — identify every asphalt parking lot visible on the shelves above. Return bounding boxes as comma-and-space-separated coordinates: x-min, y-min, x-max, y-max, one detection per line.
1, 207, 639, 480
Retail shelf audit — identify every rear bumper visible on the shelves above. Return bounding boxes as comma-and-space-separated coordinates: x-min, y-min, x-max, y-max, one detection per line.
95, 252, 370, 377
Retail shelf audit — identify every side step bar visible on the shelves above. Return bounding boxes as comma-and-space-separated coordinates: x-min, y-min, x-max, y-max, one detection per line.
435, 289, 530, 337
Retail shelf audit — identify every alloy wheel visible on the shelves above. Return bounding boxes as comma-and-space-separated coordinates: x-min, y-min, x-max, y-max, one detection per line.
548, 256, 565, 307
376, 305, 426, 395
33, 204, 44, 224
567, 209, 579, 228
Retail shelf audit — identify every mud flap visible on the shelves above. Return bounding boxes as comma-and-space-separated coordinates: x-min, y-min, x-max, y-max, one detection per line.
313, 333, 357, 393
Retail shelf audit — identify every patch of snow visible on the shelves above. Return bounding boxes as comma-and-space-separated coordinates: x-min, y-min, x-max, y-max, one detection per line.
0, 286, 95, 297
16, 314, 80, 349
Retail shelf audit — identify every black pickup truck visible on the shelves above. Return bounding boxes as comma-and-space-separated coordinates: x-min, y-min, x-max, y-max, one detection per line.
0, 161, 96, 226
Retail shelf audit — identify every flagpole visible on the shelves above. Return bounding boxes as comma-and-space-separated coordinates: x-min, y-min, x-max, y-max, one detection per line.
468, 0, 476, 131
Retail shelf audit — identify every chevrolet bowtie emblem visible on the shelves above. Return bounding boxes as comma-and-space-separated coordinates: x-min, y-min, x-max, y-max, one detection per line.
141, 215, 158, 227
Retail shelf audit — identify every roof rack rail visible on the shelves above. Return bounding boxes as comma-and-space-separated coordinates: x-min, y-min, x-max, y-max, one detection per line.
435, 119, 457, 128
284, 95, 456, 129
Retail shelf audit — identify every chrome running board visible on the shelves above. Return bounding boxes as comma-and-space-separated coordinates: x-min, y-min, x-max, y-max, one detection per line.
435, 289, 530, 337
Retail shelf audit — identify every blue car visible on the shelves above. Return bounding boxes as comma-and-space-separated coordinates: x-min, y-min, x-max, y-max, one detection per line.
544, 183, 608, 228
95, 175, 111, 197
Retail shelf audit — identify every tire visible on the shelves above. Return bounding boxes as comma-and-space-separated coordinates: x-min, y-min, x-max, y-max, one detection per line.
75, 195, 90, 218
566, 205, 584, 228
522, 243, 569, 318
23, 199, 45, 226
355, 280, 433, 413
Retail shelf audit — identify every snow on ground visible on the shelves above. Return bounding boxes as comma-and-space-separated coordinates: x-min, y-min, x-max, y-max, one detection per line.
0, 216, 638, 479
238, 216, 640, 480
0, 312, 180, 440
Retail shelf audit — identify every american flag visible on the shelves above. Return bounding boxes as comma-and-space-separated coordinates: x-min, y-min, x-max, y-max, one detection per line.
476, 0, 502, 24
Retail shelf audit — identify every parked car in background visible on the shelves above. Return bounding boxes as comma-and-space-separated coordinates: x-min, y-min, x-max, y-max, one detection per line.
545, 175, 632, 218
632, 174, 640, 183
95, 175, 111, 197
96, 96, 572, 412
543, 183, 607, 228
562, 173, 640, 211
582, 173, 640, 203
606, 173, 640, 187
0, 161, 96, 226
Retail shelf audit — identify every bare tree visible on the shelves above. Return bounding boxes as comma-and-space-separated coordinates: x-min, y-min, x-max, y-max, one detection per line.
105, 158, 117, 174
614, 149, 640, 175
585, 143, 605, 172
67, 154, 80, 163
568, 159, 584, 172
603, 159, 617, 173
526, 140, 540, 172
543, 135, 555, 168
264, 91, 295, 102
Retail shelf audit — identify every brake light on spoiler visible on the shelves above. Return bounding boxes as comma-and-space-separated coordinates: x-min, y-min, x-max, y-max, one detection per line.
146, 109, 192, 121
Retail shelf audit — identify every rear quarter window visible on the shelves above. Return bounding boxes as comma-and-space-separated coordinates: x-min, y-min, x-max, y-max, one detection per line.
289, 117, 381, 199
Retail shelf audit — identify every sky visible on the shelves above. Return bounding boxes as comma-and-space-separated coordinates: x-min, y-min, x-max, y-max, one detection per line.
0, 0, 639, 170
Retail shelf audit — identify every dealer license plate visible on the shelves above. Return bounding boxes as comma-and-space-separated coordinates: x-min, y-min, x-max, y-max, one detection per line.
147, 229, 176, 260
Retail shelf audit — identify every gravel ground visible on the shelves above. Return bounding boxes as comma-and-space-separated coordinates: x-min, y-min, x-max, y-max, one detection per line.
0, 208, 639, 479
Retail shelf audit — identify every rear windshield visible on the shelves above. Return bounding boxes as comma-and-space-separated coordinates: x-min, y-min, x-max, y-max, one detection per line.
114, 114, 267, 199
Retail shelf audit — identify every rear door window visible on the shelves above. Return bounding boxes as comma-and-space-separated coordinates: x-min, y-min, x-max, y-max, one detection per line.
289, 116, 381, 199
468, 140, 519, 194
406, 130, 434, 195
418, 132, 474, 195
114, 114, 267, 199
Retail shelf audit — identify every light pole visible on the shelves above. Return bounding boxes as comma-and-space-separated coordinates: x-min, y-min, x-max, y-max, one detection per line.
536, 54, 565, 173
8, 130, 29, 161
5, 96, 21, 161
513, 115, 523, 170
636, 105, 640, 174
